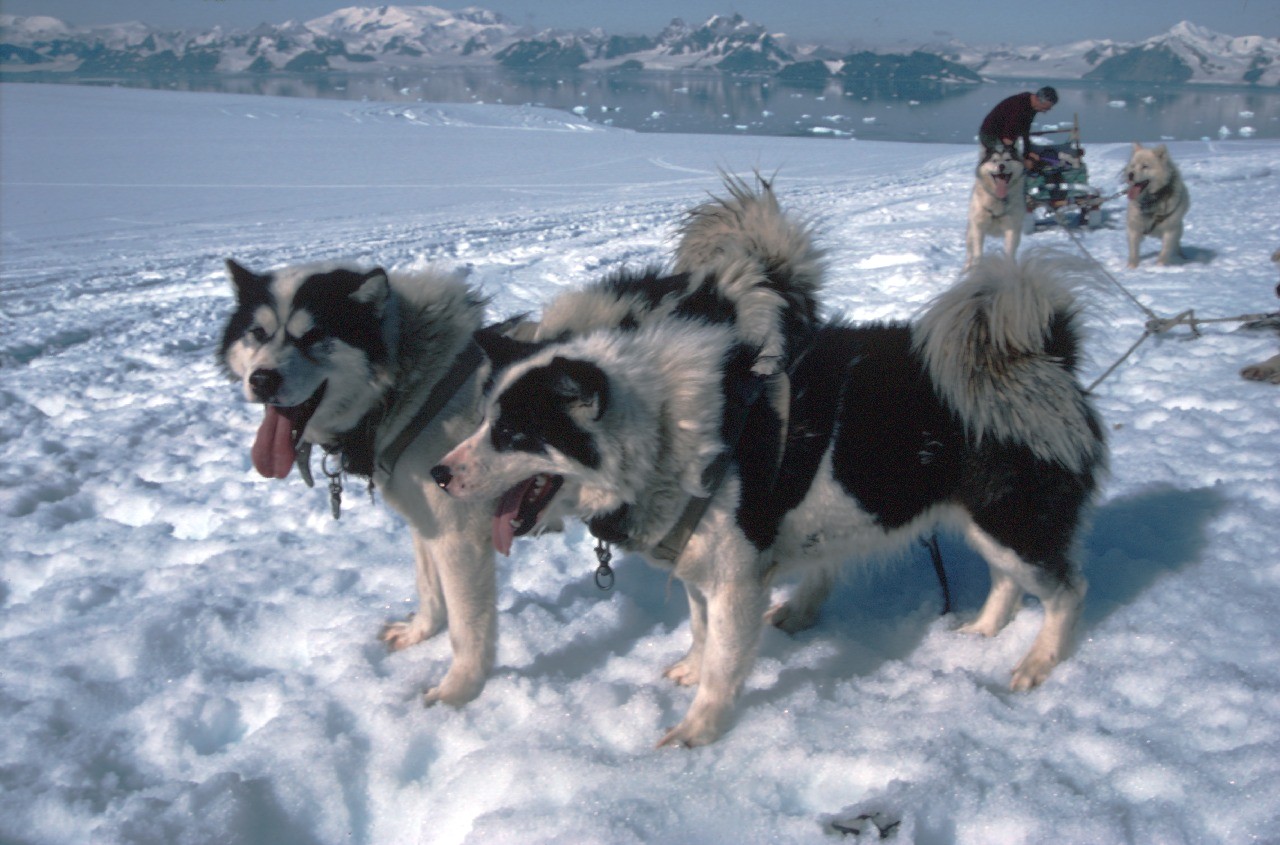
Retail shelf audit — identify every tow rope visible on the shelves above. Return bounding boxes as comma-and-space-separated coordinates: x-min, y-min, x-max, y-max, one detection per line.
1054, 225, 1271, 393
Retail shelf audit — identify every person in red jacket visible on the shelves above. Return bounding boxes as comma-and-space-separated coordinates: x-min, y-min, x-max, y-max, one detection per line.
978, 86, 1058, 164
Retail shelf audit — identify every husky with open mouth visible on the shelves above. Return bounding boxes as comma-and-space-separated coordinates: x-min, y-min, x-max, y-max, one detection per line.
217, 176, 823, 711
433, 250, 1107, 747
218, 259, 506, 707
965, 145, 1027, 270
1124, 142, 1190, 268
486, 175, 825, 552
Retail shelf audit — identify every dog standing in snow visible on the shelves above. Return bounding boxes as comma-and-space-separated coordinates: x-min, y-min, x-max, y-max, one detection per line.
965, 145, 1027, 270
1124, 142, 1190, 268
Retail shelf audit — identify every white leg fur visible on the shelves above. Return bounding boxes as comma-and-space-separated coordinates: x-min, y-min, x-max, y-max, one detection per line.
659, 573, 769, 748
381, 532, 448, 650
1004, 227, 1022, 263
1158, 225, 1184, 265
665, 586, 708, 687
956, 568, 1021, 638
962, 523, 1085, 691
383, 465, 497, 707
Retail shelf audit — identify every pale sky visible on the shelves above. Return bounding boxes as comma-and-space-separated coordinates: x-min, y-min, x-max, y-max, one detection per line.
0, 0, 1274, 46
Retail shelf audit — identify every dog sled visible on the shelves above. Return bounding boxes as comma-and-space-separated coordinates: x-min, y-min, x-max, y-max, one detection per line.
1023, 113, 1105, 231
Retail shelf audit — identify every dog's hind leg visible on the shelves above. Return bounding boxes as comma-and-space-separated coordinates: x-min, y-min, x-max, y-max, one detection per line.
765, 565, 834, 634
1158, 225, 1184, 266
961, 523, 1086, 691
956, 564, 1022, 638
1010, 569, 1086, 691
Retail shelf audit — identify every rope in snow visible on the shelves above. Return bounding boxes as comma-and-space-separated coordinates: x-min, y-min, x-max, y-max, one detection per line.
1055, 222, 1272, 393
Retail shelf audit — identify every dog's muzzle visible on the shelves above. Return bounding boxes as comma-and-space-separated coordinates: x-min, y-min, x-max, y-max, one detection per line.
430, 464, 453, 491
249, 368, 283, 402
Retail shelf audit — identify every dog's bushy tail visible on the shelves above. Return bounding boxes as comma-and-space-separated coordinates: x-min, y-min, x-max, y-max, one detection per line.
674, 173, 824, 322
913, 250, 1105, 472
674, 173, 825, 375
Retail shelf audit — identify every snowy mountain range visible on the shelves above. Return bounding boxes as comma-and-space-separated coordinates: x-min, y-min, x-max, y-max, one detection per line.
1, 6, 1276, 85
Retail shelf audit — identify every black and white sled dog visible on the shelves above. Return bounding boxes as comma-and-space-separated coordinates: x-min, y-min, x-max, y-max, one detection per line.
965, 145, 1027, 270
217, 175, 823, 712
433, 250, 1108, 747
219, 259, 505, 706
1124, 142, 1190, 268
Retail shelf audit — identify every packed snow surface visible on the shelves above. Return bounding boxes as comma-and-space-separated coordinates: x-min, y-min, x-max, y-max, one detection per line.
2, 83, 1279, 844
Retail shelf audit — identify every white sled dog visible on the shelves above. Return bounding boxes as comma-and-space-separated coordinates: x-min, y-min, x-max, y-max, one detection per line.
965, 145, 1027, 270
1124, 142, 1190, 268
217, 176, 822, 711
433, 250, 1108, 747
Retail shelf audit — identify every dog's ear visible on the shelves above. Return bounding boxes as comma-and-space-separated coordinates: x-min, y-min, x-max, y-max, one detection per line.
349, 268, 389, 309
474, 327, 546, 373
1132, 141, 1144, 152
226, 259, 268, 300
549, 357, 609, 422
1153, 144, 1169, 160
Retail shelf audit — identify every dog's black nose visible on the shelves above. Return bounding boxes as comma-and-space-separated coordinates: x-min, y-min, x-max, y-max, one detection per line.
429, 465, 453, 490
248, 369, 282, 401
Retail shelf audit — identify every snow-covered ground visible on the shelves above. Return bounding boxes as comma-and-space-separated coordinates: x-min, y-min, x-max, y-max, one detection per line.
2, 82, 1279, 844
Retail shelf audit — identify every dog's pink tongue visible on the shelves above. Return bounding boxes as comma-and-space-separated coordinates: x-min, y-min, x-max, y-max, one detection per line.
251, 405, 295, 479
492, 479, 535, 557
1128, 184, 1143, 201
994, 178, 1009, 199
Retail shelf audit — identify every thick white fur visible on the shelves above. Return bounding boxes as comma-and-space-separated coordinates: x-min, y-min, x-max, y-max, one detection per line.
965, 148, 1027, 270
1125, 142, 1190, 268
224, 261, 498, 707
438, 321, 734, 542
914, 251, 1105, 473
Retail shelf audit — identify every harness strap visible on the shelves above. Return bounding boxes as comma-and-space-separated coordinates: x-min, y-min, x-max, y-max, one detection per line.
377, 340, 481, 478
650, 370, 772, 562
376, 314, 527, 478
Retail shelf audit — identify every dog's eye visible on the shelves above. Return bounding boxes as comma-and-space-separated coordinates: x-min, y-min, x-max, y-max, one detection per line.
492, 420, 541, 453
295, 328, 324, 349
249, 326, 269, 344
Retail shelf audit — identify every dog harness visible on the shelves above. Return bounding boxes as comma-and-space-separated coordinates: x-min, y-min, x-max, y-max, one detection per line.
1139, 183, 1184, 235
305, 315, 526, 519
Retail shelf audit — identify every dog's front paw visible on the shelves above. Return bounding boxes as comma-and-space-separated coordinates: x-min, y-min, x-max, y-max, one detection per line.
657, 709, 727, 748
663, 655, 701, 687
956, 618, 999, 638
380, 613, 444, 652
1009, 648, 1059, 692
423, 668, 484, 708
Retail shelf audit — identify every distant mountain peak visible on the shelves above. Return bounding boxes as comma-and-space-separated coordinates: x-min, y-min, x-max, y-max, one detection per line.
1, 7, 1275, 85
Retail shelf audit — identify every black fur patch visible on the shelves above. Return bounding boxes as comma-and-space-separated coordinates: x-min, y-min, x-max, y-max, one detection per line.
492, 358, 605, 468
602, 267, 690, 311
827, 323, 964, 528
672, 275, 737, 325
291, 269, 389, 368
219, 261, 273, 370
